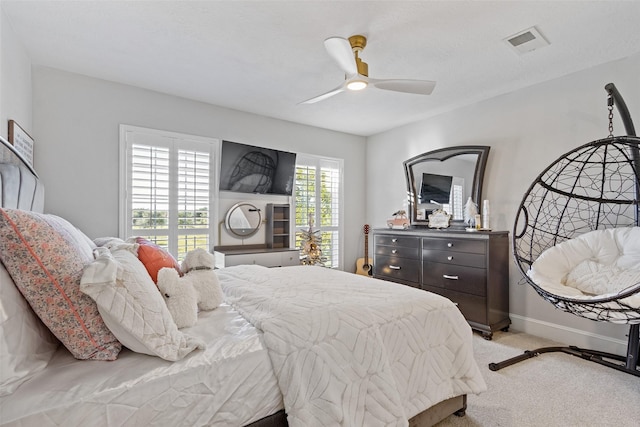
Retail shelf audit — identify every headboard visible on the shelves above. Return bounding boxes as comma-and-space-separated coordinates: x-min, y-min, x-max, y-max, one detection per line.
0, 135, 44, 212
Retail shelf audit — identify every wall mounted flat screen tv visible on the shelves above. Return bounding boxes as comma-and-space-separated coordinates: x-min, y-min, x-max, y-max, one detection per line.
420, 173, 453, 204
219, 140, 297, 196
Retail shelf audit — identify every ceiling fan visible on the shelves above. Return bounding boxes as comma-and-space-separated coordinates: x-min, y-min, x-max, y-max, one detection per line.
300, 34, 436, 104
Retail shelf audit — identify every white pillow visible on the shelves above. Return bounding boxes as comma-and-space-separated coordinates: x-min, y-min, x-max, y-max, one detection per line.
80, 244, 204, 361
0, 262, 59, 396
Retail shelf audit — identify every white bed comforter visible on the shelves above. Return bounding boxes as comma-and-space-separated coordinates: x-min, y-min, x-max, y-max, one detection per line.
217, 265, 486, 427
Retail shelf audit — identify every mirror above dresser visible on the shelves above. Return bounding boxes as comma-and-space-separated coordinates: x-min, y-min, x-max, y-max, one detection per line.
403, 146, 490, 228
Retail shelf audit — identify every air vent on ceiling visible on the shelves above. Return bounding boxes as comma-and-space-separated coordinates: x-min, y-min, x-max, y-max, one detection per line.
505, 26, 549, 54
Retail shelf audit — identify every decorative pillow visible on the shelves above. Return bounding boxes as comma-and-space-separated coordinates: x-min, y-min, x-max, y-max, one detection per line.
0, 261, 59, 396
80, 244, 204, 361
0, 208, 121, 360
126, 236, 181, 283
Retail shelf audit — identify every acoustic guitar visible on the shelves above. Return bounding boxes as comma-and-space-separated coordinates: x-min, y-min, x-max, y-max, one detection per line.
355, 224, 373, 276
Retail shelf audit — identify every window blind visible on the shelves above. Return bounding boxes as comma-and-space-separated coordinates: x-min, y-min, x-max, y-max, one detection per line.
121, 126, 217, 260
294, 155, 343, 268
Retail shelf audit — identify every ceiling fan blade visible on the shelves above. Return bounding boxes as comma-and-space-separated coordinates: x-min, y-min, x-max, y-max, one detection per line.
298, 83, 346, 105
370, 78, 436, 95
324, 37, 357, 76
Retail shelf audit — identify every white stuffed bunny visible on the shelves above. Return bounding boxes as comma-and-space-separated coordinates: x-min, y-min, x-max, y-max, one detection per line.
157, 268, 198, 329
180, 248, 223, 311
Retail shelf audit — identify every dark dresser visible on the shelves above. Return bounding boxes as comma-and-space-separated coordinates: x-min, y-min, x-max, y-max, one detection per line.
373, 228, 510, 339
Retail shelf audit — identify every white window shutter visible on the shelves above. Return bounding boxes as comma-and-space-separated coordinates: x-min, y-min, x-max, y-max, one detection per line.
294, 154, 343, 268
120, 125, 218, 260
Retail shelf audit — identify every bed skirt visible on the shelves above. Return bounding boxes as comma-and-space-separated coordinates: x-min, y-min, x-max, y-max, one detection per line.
245, 395, 467, 427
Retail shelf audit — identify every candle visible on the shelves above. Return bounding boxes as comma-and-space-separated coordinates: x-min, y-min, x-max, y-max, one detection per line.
482, 200, 490, 229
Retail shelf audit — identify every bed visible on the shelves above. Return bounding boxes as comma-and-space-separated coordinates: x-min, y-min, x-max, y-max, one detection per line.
0, 135, 486, 426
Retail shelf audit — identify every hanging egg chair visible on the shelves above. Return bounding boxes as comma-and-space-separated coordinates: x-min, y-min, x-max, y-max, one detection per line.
490, 83, 640, 377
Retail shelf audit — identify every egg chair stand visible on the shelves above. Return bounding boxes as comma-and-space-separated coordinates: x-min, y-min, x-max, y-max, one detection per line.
489, 83, 640, 377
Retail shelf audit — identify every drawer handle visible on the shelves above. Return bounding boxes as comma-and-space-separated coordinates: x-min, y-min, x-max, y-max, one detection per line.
392, 238, 398, 243
447, 256, 453, 261
391, 249, 398, 254
389, 265, 401, 270
443, 274, 459, 280
447, 242, 453, 248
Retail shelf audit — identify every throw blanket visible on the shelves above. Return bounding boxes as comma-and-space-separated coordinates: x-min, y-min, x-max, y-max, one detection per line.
218, 265, 486, 427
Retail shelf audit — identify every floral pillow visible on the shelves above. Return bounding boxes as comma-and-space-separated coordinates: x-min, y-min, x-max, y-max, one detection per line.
0, 208, 121, 360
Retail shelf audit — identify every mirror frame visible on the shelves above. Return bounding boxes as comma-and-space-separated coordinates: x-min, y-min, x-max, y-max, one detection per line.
224, 202, 262, 238
403, 145, 490, 228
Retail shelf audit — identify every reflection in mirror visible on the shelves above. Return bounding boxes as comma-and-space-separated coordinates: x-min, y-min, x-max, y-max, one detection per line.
404, 146, 490, 228
416, 155, 477, 220
225, 202, 262, 237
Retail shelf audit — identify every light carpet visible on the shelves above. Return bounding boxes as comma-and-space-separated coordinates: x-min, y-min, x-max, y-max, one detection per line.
435, 330, 640, 427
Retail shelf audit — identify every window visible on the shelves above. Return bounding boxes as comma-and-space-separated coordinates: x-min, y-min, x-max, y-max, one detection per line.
450, 183, 464, 220
443, 179, 464, 220
120, 125, 218, 260
294, 154, 343, 268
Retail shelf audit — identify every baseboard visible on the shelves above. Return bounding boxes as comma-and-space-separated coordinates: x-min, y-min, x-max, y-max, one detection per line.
509, 314, 628, 356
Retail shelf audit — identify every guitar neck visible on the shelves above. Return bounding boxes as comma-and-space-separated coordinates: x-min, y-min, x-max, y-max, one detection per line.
364, 234, 369, 259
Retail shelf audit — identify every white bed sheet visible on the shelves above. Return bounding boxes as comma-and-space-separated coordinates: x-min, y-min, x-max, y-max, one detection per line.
0, 303, 283, 427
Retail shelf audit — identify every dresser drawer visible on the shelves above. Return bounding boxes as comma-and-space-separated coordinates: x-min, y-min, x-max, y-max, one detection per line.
375, 255, 420, 284
422, 249, 485, 268
422, 284, 487, 325
422, 237, 485, 254
422, 261, 486, 296
214, 249, 300, 268
374, 235, 420, 249
375, 244, 420, 259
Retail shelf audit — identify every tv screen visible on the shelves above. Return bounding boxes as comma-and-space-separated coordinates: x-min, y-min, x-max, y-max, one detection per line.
420, 173, 453, 204
219, 140, 297, 196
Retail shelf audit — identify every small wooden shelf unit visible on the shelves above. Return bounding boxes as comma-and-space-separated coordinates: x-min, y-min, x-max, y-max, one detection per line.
266, 203, 291, 249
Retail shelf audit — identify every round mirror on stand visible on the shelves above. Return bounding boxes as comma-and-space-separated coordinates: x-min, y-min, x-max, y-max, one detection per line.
225, 202, 262, 237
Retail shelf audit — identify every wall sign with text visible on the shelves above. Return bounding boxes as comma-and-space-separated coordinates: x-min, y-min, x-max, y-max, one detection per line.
8, 120, 34, 167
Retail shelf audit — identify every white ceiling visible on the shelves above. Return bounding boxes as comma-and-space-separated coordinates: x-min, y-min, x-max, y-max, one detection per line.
3, 0, 640, 136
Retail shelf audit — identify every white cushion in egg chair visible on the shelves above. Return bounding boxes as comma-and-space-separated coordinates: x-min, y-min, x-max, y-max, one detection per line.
528, 227, 640, 323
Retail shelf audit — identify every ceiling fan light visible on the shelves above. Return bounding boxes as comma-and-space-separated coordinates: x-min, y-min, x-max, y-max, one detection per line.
347, 80, 367, 91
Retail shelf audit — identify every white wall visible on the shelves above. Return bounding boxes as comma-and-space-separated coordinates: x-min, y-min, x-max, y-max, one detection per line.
0, 6, 32, 140
367, 53, 640, 354
31, 67, 366, 270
